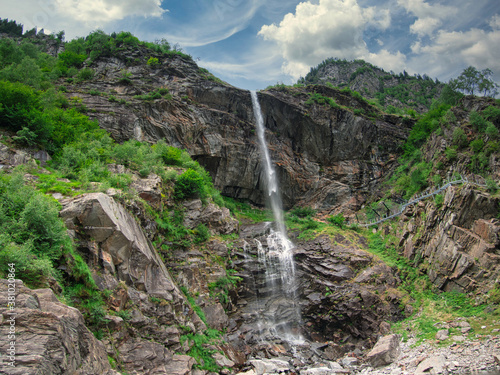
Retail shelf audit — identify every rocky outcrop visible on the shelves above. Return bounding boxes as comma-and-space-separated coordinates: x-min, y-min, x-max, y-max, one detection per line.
58, 192, 211, 373
0, 280, 118, 375
62, 50, 411, 211
366, 334, 401, 367
396, 185, 500, 294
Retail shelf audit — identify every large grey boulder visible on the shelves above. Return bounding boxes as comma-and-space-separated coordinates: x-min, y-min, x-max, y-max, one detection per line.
60, 193, 181, 301
366, 334, 401, 367
0, 280, 118, 375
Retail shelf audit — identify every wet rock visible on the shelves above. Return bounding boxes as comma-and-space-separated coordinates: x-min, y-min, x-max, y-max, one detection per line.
249, 358, 291, 375
240, 222, 274, 238
366, 334, 401, 367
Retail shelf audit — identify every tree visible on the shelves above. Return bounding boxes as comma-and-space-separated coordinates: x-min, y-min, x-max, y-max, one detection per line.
451, 66, 499, 97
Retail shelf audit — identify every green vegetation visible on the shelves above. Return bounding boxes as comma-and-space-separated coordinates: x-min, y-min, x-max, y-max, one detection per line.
449, 66, 498, 97
208, 270, 242, 305
181, 329, 224, 372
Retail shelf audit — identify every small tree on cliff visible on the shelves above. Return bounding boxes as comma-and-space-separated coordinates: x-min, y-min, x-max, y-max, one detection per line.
450, 66, 498, 97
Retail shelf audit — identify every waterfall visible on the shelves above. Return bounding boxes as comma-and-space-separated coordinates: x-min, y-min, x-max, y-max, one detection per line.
250, 90, 302, 343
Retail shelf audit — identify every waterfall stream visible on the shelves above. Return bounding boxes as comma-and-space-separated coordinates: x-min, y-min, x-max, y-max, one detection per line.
250, 90, 303, 343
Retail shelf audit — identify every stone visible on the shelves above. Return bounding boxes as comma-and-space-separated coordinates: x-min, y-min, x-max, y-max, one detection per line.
341, 356, 359, 366
366, 334, 401, 367
213, 352, 235, 368
0, 280, 119, 375
452, 335, 466, 342
162, 354, 195, 375
203, 303, 229, 331
301, 367, 337, 375
323, 343, 345, 360
183, 199, 239, 235
60, 193, 182, 301
435, 329, 449, 341
118, 338, 173, 373
415, 355, 446, 375
250, 359, 290, 375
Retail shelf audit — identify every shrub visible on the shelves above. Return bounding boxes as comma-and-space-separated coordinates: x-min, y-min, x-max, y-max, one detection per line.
174, 169, 206, 200
147, 57, 160, 66
470, 138, 484, 154
434, 194, 444, 208
452, 128, 467, 147
445, 147, 457, 160
289, 206, 316, 218
193, 224, 210, 244
470, 111, 487, 132
328, 213, 345, 228
486, 177, 499, 194
78, 68, 94, 81
486, 122, 499, 138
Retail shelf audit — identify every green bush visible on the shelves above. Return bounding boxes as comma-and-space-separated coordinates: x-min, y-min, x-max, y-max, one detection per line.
434, 194, 444, 208
193, 224, 210, 244
470, 111, 487, 132
174, 169, 206, 200
289, 206, 316, 218
445, 147, 457, 160
452, 127, 467, 147
486, 122, 499, 138
78, 68, 94, 81
328, 213, 345, 228
470, 138, 484, 153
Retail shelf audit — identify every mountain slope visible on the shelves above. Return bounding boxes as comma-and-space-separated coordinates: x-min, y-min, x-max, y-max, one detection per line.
300, 58, 445, 114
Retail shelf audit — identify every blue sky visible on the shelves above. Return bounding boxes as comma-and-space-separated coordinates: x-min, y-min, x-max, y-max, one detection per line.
2, 0, 499, 90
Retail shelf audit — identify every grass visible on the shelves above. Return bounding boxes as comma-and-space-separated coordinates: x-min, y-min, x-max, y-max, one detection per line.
181, 329, 224, 372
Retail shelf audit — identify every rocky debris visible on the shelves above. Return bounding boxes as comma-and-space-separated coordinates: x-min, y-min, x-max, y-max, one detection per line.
162, 354, 195, 375
0, 280, 118, 375
358, 335, 500, 374
118, 338, 173, 374
366, 335, 401, 367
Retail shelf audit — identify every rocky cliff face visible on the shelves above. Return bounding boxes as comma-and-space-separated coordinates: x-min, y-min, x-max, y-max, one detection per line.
62, 50, 410, 211
395, 185, 500, 295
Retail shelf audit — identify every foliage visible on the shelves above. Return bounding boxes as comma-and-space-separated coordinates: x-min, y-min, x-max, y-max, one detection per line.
434, 194, 444, 208
181, 331, 223, 372
288, 206, 316, 218
193, 224, 210, 244
174, 169, 207, 200
0, 18, 23, 36
327, 213, 345, 228
452, 128, 467, 147
147, 57, 160, 66
450, 66, 499, 97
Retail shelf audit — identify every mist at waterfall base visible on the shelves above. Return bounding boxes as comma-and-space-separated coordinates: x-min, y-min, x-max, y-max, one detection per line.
249, 90, 304, 344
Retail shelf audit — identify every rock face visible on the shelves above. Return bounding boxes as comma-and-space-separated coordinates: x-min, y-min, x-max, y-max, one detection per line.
227, 228, 405, 360
396, 185, 500, 293
64, 50, 411, 211
0, 280, 118, 375
58, 192, 209, 373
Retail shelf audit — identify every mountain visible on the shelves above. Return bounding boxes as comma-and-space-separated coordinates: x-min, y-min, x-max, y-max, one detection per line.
1, 23, 500, 375
299, 58, 445, 114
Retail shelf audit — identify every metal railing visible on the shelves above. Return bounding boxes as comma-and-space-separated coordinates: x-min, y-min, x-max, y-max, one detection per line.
357, 175, 487, 227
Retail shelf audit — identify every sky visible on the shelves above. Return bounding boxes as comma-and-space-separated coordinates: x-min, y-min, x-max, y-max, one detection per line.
1, 0, 499, 90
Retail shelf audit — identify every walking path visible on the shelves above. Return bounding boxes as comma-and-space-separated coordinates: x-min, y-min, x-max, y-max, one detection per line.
357, 175, 487, 227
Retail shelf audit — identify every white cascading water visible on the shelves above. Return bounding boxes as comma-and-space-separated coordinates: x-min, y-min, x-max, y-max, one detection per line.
250, 90, 303, 343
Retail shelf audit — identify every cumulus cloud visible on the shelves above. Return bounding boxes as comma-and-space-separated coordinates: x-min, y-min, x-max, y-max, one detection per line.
397, 0, 456, 37
490, 14, 500, 30
258, 0, 403, 79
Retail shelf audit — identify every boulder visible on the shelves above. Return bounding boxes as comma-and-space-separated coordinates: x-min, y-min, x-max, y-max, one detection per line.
202, 303, 229, 331
60, 193, 182, 301
366, 334, 401, 367
183, 199, 239, 235
118, 338, 173, 374
415, 355, 446, 375
435, 329, 449, 341
0, 280, 118, 375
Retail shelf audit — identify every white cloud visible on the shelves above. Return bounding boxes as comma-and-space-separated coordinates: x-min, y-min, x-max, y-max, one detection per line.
490, 14, 500, 30
258, 0, 401, 79
56, 0, 166, 24
0, 0, 166, 38
397, 0, 456, 37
